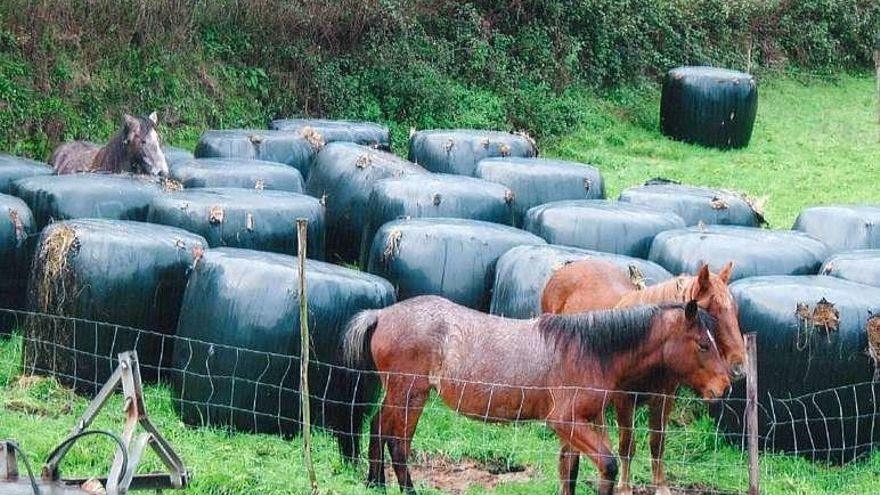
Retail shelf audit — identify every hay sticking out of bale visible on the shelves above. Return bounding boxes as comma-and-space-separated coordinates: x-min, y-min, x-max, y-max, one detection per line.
300, 126, 325, 150
31, 225, 78, 314
628, 264, 646, 290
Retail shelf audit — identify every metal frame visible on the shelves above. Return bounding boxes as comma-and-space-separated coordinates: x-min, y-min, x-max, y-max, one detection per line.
2, 351, 188, 495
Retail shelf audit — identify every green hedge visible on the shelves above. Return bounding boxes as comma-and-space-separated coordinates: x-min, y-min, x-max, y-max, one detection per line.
0, 0, 876, 158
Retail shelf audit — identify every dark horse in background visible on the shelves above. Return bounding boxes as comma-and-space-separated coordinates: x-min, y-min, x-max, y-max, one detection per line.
50, 112, 169, 176
344, 295, 731, 495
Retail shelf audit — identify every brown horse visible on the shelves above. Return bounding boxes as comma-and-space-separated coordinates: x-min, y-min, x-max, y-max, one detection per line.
343, 295, 731, 495
541, 260, 743, 495
50, 112, 168, 176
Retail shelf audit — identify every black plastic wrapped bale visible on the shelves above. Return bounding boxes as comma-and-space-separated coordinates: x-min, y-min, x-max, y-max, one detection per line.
170, 248, 394, 457
793, 205, 880, 253
270, 118, 391, 151
194, 129, 317, 179
147, 188, 324, 258
0, 154, 52, 193
720, 276, 880, 462
408, 129, 538, 176
489, 244, 672, 319
169, 158, 304, 192
366, 218, 545, 310
306, 142, 428, 262
820, 250, 880, 288
161, 146, 194, 167
619, 180, 765, 227
660, 66, 758, 149
23, 219, 206, 392
523, 200, 685, 258
10, 174, 168, 230
649, 226, 828, 281
360, 174, 515, 263
475, 157, 605, 227
0, 194, 34, 332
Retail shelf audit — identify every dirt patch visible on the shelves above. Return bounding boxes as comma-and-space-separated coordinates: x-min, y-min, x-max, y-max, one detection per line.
3, 375, 75, 417
385, 453, 535, 494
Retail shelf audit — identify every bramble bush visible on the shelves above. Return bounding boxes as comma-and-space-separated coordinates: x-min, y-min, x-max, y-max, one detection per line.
0, 0, 876, 158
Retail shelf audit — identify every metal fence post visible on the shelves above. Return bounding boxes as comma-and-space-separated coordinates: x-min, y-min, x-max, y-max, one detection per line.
745, 333, 759, 495
297, 218, 318, 494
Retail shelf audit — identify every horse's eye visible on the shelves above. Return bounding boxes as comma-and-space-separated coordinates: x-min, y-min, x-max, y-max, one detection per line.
698, 339, 711, 352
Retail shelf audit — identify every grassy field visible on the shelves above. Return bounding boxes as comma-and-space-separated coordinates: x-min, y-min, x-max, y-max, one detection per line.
2, 74, 880, 494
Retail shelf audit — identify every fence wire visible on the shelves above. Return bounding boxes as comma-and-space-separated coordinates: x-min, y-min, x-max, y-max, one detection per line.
1, 309, 878, 494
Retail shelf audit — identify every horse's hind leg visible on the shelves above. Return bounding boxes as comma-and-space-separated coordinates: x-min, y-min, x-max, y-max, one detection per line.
614, 394, 637, 495
383, 375, 431, 493
367, 411, 387, 487
648, 395, 676, 495
557, 444, 580, 495
550, 417, 617, 495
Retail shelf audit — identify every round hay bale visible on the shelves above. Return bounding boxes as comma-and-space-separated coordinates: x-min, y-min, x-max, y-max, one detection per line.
660, 66, 758, 149
523, 199, 685, 258
408, 129, 537, 176
490, 244, 672, 319
0, 154, 52, 194
720, 276, 880, 462
361, 174, 514, 263
0, 194, 35, 331
161, 146, 194, 167
475, 157, 605, 227
306, 142, 428, 262
792, 204, 880, 253
194, 129, 317, 179
649, 226, 828, 281
820, 250, 880, 288
366, 218, 545, 310
619, 180, 764, 226
169, 158, 304, 192
170, 247, 394, 457
270, 118, 391, 151
23, 219, 206, 392
10, 174, 167, 230
147, 188, 324, 258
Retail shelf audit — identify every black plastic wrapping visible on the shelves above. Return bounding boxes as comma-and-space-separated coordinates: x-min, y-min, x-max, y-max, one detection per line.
148, 188, 324, 258
270, 118, 391, 151
619, 181, 764, 227
793, 204, 880, 253
821, 250, 880, 287
0, 194, 34, 331
194, 129, 318, 179
524, 199, 685, 258
170, 158, 305, 192
408, 129, 537, 176
0, 154, 53, 193
366, 218, 545, 310
490, 244, 672, 319
475, 157, 605, 226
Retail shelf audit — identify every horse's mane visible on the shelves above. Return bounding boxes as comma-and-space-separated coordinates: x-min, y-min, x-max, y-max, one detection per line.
538, 303, 717, 365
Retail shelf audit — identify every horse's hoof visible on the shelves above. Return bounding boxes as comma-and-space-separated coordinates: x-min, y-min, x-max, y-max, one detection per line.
654, 485, 672, 495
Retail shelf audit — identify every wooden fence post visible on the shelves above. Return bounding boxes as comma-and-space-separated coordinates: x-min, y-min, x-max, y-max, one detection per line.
745, 333, 759, 495
297, 218, 318, 494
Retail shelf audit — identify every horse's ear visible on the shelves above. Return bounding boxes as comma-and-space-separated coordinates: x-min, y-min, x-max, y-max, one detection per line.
123, 114, 139, 131
685, 299, 699, 320
691, 263, 711, 299
718, 261, 735, 284
148, 111, 158, 126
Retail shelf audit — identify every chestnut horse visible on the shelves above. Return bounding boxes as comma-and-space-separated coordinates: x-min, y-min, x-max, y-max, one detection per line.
344, 295, 731, 495
51, 112, 169, 176
541, 260, 744, 495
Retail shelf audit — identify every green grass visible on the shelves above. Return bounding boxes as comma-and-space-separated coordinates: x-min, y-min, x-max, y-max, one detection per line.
3, 74, 880, 494
544, 73, 880, 229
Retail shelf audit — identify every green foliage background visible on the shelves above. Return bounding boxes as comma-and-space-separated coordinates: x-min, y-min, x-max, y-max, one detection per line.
0, 0, 877, 158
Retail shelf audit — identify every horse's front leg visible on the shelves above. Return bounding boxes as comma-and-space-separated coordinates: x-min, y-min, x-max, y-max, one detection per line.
648, 394, 676, 495
558, 443, 580, 495
550, 417, 617, 495
614, 394, 637, 495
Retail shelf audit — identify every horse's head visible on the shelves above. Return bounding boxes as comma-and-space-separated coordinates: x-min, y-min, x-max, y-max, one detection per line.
662, 300, 732, 400
687, 262, 746, 381
123, 112, 168, 177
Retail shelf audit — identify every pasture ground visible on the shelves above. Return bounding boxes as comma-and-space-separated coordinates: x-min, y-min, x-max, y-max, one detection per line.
1, 73, 879, 494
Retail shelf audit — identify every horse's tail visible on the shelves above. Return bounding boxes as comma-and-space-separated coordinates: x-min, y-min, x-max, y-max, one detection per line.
334, 309, 381, 462
343, 309, 380, 369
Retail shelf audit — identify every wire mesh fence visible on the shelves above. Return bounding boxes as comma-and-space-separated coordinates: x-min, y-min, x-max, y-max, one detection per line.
1, 308, 878, 494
